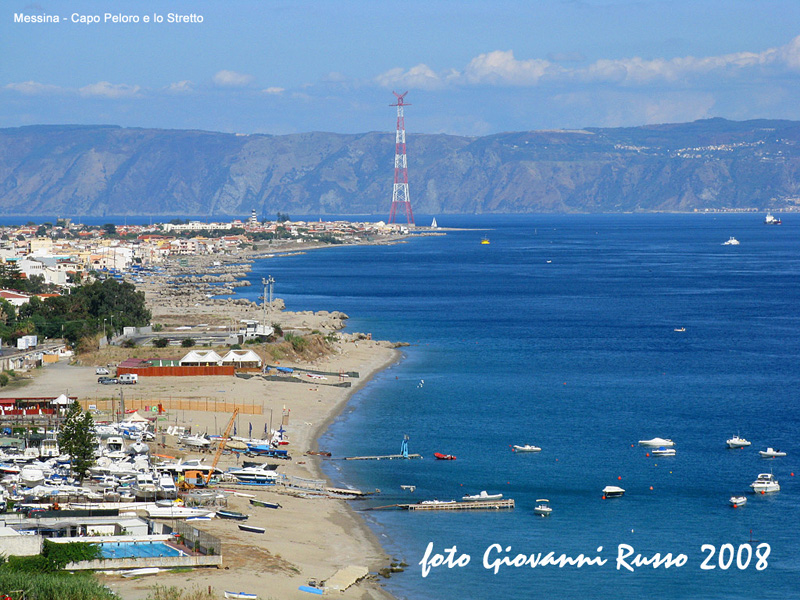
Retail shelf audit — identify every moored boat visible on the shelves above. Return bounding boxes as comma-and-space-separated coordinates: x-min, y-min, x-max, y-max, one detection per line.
758, 447, 786, 458
729, 495, 747, 508
651, 447, 676, 457
512, 444, 541, 453
750, 473, 780, 493
638, 437, 674, 448
533, 499, 552, 516
462, 490, 503, 502
602, 485, 625, 498
727, 435, 751, 449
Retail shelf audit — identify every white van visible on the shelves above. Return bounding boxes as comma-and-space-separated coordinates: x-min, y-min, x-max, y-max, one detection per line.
119, 373, 139, 385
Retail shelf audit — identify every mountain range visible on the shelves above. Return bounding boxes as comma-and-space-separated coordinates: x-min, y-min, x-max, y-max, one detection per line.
1, 118, 799, 217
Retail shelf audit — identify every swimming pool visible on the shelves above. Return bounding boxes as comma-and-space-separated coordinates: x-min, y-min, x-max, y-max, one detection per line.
99, 541, 185, 559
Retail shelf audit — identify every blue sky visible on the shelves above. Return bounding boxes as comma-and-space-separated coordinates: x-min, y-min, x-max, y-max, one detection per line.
3, 0, 800, 135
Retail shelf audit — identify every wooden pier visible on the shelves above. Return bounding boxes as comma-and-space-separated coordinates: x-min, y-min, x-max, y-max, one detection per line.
362, 499, 515, 512
344, 453, 423, 461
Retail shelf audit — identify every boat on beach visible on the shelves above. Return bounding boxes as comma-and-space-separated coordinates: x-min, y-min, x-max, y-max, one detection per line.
434, 452, 456, 460
729, 495, 747, 508
238, 523, 266, 534
758, 447, 786, 458
224, 592, 258, 600
512, 444, 541, 453
250, 498, 282, 509
217, 510, 249, 520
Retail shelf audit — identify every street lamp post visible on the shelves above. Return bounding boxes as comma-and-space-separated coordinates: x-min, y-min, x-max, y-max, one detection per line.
103, 318, 106, 339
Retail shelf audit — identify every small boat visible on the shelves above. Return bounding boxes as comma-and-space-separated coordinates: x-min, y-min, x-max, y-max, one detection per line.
764, 212, 782, 225
481, 237, 490, 245
651, 447, 676, 457
729, 495, 747, 508
638, 437, 674, 448
400, 485, 416, 492
759, 447, 786, 458
727, 435, 751, 449
723, 236, 740, 245
462, 490, 503, 502
238, 524, 266, 534
533, 499, 552, 516
419, 499, 456, 505
673, 327, 686, 332
216, 510, 249, 520
602, 485, 625, 498
750, 473, 780, 493
512, 444, 542, 453
250, 498, 282, 509
224, 592, 258, 600
122, 567, 161, 578
434, 452, 456, 460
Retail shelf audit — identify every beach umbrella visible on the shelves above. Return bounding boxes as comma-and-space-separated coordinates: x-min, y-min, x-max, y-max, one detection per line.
264, 423, 268, 435
233, 423, 237, 435
249, 422, 252, 437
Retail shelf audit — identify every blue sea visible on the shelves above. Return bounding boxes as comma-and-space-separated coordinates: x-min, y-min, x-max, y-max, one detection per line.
239, 214, 800, 600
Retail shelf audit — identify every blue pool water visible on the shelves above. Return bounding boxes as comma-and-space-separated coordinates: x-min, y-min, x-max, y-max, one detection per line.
99, 541, 184, 559
239, 214, 800, 600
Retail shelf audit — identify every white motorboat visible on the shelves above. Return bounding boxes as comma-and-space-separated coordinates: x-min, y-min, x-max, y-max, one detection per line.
638, 437, 674, 448
19, 465, 46, 487
131, 472, 159, 500
729, 495, 747, 508
462, 490, 503, 502
602, 485, 625, 498
419, 499, 456, 505
723, 236, 740, 245
727, 435, 751, 449
750, 473, 780, 493
224, 592, 258, 600
145, 506, 216, 518
39, 437, 60, 458
228, 465, 278, 484
512, 444, 542, 453
181, 434, 212, 449
158, 475, 178, 499
104, 436, 127, 459
758, 447, 786, 458
651, 447, 676, 457
533, 499, 552, 516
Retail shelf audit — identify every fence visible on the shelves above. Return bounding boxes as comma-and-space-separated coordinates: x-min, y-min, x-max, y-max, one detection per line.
78, 397, 262, 415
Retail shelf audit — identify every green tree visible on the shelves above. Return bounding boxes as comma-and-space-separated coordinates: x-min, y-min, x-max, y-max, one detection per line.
181, 337, 195, 348
153, 337, 169, 348
102, 223, 117, 236
58, 402, 96, 483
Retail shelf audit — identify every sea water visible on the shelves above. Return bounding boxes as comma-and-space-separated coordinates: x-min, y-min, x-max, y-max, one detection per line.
243, 214, 800, 600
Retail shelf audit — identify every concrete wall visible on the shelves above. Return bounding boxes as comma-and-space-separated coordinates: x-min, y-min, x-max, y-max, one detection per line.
0, 534, 42, 556
67, 554, 222, 570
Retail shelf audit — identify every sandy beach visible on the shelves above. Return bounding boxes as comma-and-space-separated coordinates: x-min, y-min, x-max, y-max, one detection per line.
4, 245, 409, 600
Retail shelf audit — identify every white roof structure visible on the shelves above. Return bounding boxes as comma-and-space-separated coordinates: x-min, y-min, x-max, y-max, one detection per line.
221, 349, 262, 367
179, 350, 223, 366
51, 393, 72, 405
125, 411, 149, 423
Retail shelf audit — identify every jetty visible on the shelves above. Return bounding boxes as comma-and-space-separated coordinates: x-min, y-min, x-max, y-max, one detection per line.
344, 453, 422, 461
365, 499, 514, 511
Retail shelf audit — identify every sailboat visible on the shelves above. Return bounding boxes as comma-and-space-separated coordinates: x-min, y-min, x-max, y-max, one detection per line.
431, 217, 438, 228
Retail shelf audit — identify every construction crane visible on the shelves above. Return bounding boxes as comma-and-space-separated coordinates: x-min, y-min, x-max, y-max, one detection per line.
205, 407, 239, 485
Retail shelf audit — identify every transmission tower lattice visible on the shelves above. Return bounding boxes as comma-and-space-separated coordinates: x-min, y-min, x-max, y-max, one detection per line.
389, 91, 415, 226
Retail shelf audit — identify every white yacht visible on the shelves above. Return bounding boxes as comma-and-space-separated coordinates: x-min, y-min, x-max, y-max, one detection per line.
533, 499, 552, 516
729, 495, 747, 507
181, 434, 212, 449
461, 491, 503, 502
602, 485, 625, 498
727, 435, 751, 449
39, 437, 60, 458
228, 465, 278, 484
158, 475, 178, 499
723, 236, 740, 245
131, 472, 159, 500
638, 437, 674, 448
651, 447, 676, 457
750, 473, 780, 493
512, 444, 542, 453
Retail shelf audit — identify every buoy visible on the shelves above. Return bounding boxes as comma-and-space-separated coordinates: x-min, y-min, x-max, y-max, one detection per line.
646, 453, 649, 457
602, 495, 606, 500
791, 473, 795, 477
649, 486, 653, 490
618, 476, 622, 480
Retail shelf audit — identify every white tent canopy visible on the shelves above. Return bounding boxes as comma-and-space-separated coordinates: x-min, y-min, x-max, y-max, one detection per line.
221, 349, 262, 368
50, 393, 73, 405
125, 411, 149, 423
179, 350, 223, 366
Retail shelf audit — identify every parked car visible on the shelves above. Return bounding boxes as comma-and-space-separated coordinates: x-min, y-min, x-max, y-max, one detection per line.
96, 367, 110, 375
98, 377, 118, 385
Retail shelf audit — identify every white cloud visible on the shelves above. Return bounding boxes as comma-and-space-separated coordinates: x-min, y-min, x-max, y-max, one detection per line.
376, 35, 800, 90
79, 81, 141, 98
213, 70, 254, 87
4, 80, 64, 95
165, 80, 194, 94
262, 87, 285, 95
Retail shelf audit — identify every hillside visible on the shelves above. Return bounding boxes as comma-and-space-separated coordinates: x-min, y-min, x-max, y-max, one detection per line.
1, 118, 799, 216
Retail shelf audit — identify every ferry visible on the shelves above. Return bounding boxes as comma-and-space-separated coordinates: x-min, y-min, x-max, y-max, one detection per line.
764, 212, 782, 225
